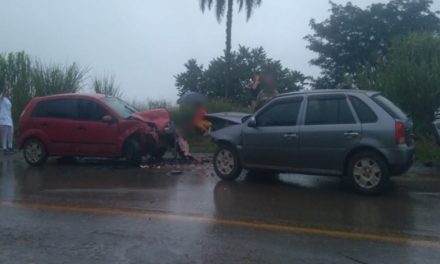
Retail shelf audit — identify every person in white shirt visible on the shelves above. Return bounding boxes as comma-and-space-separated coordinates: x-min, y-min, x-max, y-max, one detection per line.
0, 86, 14, 154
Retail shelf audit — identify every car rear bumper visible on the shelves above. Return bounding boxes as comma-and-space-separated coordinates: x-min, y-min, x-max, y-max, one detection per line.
380, 145, 415, 176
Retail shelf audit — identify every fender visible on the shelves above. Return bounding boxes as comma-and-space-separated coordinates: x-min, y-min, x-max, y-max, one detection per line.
116, 123, 159, 155
210, 124, 243, 146
18, 129, 50, 152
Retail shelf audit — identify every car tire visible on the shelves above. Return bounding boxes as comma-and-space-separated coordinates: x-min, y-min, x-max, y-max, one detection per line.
23, 138, 48, 166
123, 139, 142, 165
213, 144, 242, 181
152, 146, 167, 159
346, 151, 390, 194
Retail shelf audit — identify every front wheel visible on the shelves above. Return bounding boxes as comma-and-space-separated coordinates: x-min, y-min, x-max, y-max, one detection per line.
123, 139, 142, 165
23, 138, 48, 166
151, 146, 167, 160
346, 151, 389, 194
213, 144, 242, 181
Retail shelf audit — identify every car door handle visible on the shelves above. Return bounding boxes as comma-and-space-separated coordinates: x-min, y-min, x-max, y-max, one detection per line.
40, 123, 49, 128
283, 133, 298, 138
344, 131, 360, 137
77, 126, 86, 131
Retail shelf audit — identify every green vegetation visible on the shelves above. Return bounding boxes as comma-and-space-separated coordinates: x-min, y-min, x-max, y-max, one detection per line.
0, 52, 88, 125
186, 134, 216, 153
175, 46, 310, 106
306, 0, 440, 89
415, 138, 440, 162
358, 32, 440, 135
200, 0, 262, 98
93, 74, 123, 97
304, 0, 440, 149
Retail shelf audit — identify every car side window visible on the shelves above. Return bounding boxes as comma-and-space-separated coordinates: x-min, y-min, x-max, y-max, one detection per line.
78, 99, 110, 121
349, 96, 378, 123
256, 99, 302, 127
305, 96, 355, 125
32, 99, 77, 119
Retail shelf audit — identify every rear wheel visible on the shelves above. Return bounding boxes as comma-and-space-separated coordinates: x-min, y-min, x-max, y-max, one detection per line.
123, 139, 142, 165
213, 144, 242, 181
23, 138, 47, 166
346, 151, 389, 194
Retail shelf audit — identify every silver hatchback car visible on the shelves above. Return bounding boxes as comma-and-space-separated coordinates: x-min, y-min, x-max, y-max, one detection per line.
210, 90, 414, 194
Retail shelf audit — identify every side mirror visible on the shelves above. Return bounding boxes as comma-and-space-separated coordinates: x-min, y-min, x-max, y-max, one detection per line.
248, 117, 257, 127
102, 115, 113, 123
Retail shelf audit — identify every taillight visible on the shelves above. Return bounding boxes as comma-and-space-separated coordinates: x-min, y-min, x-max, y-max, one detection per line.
395, 121, 406, 145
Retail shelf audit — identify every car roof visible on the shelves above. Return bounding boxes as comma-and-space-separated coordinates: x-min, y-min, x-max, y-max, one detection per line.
276, 89, 380, 98
32, 93, 111, 101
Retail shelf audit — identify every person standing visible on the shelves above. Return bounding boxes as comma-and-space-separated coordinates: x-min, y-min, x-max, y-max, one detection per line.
0, 85, 14, 154
255, 73, 278, 111
248, 72, 261, 112
192, 103, 212, 136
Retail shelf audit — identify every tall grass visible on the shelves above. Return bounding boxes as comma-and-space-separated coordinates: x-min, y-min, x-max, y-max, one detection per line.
0, 51, 249, 132
32, 61, 88, 96
0, 51, 88, 125
93, 74, 122, 97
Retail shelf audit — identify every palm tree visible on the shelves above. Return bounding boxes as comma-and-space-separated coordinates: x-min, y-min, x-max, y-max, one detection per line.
200, 0, 262, 98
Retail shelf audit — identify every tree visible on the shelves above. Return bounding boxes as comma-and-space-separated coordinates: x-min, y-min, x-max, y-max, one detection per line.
357, 32, 440, 134
175, 46, 310, 105
174, 59, 204, 96
199, 0, 262, 98
93, 74, 123, 97
306, 0, 440, 87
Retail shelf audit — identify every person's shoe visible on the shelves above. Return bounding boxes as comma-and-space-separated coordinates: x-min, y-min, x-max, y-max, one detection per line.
7, 148, 16, 154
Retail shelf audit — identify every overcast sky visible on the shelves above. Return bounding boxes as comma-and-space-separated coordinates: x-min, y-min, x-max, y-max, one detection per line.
1, 0, 439, 101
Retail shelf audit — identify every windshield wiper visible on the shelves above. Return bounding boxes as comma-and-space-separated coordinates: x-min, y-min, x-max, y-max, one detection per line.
124, 105, 136, 113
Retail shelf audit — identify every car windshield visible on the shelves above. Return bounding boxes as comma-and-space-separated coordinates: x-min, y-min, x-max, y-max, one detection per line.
103, 97, 138, 119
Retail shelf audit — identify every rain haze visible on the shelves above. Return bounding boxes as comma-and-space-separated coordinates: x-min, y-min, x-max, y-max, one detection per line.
1, 0, 439, 101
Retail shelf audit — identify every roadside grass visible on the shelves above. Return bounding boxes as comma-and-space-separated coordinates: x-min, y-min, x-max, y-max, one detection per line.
415, 138, 440, 162
187, 134, 217, 153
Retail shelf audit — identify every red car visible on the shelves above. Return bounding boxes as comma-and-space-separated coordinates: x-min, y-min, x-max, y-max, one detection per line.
18, 94, 175, 166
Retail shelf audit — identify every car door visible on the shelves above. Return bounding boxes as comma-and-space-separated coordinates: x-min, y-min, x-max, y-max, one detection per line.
30, 99, 78, 155
242, 96, 303, 170
75, 99, 119, 156
299, 94, 361, 174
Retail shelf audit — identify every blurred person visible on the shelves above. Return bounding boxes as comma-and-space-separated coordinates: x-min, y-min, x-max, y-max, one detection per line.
192, 103, 212, 135
255, 73, 278, 111
247, 72, 261, 112
0, 84, 14, 154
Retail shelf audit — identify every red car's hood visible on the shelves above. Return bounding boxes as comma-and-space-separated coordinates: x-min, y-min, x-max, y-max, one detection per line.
130, 109, 170, 131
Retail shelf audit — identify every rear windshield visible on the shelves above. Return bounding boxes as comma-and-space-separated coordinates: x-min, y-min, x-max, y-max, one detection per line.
372, 95, 407, 120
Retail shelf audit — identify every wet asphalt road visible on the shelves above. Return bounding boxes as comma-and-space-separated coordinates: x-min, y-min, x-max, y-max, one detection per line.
0, 154, 440, 264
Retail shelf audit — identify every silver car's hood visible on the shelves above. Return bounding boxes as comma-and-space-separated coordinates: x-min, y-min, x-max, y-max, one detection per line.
205, 112, 250, 124
209, 123, 243, 146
